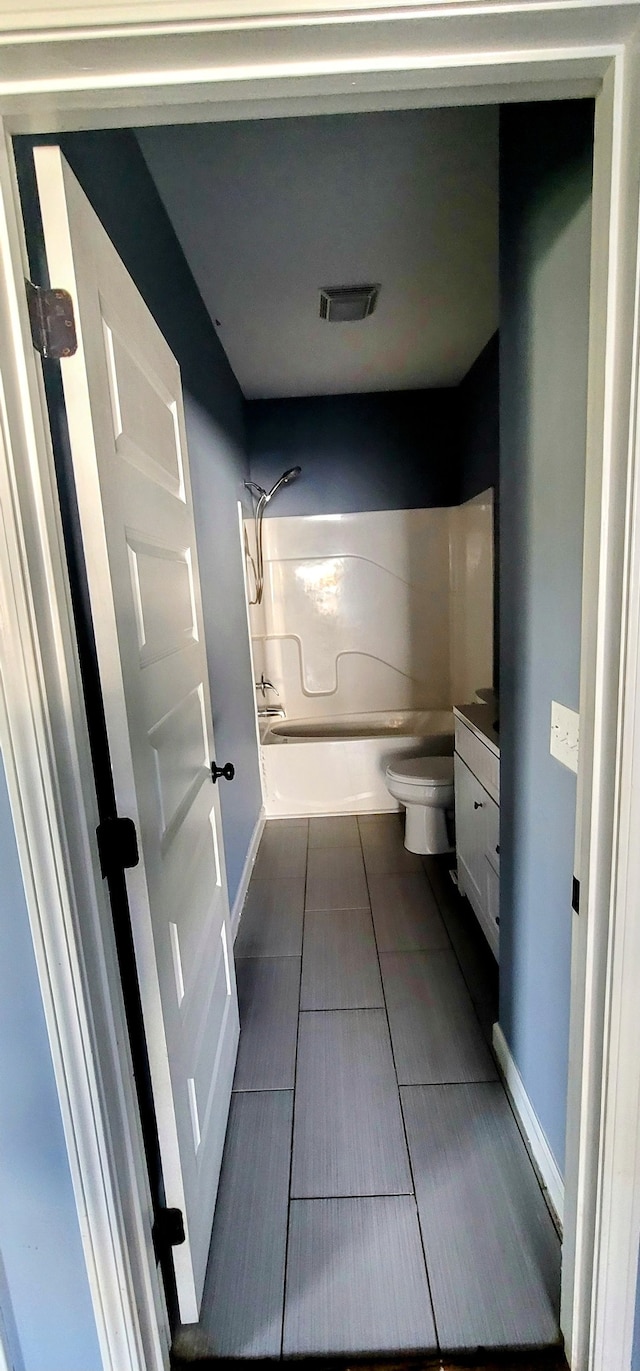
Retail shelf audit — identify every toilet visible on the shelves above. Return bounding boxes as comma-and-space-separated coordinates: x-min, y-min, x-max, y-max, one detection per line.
385, 755, 455, 854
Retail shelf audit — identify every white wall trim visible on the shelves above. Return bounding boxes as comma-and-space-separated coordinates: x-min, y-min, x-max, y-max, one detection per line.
586, 33, 640, 1370
561, 37, 640, 1371
0, 11, 614, 135
0, 10, 638, 1371
493, 1023, 565, 1229
231, 807, 265, 938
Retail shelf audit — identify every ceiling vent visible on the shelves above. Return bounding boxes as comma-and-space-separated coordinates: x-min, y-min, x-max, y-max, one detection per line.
319, 284, 380, 323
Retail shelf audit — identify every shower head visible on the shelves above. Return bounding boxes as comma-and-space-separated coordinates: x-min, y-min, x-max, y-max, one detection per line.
266, 466, 302, 502
244, 467, 302, 508
243, 466, 302, 606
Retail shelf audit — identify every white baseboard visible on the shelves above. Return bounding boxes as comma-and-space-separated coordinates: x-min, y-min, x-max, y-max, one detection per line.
231, 807, 265, 939
492, 1022, 564, 1228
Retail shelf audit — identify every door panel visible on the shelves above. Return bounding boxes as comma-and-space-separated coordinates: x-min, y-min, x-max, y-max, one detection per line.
34, 145, 239, 1322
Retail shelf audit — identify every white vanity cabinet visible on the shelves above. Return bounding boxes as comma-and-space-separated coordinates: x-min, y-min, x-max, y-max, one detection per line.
453, 707, 500, 960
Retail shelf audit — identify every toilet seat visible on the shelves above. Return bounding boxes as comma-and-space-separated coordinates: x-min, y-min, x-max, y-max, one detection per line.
386, 756, 454, 788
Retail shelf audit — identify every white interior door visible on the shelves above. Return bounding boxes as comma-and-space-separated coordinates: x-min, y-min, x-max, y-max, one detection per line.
33, 145, 239, 1323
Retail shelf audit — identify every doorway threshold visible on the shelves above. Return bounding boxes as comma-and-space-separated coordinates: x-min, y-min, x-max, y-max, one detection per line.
172, 1351, 567, 1370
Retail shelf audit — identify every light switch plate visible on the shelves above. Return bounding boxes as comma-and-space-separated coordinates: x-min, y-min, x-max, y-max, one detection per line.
550, 701, 579, 773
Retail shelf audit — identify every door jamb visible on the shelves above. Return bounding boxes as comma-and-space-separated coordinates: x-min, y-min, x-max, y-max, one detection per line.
0, 12, 639, 1371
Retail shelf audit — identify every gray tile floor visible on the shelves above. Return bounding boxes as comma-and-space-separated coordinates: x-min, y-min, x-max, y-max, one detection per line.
193, 814, 561, 1361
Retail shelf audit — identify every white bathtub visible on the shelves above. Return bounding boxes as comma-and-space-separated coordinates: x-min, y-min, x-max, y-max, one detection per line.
261, 709, 454, 817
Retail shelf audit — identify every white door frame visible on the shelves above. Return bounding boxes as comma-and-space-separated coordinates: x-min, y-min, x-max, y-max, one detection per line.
0, 6, 639, 1371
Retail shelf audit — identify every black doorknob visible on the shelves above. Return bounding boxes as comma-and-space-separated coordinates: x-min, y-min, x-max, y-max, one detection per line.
211, 761, 235, 784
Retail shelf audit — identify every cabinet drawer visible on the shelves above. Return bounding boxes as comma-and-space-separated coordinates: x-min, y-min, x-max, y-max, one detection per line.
454, 718, 499, 802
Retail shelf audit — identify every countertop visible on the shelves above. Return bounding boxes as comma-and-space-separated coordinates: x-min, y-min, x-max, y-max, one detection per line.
453, 703, 500, 759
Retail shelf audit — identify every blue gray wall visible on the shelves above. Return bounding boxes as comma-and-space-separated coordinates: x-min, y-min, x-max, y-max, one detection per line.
20, 131, 262, 907
457, 332, 500, 687
0, 751, 101, 1371
247, 389, 458, 513
247, 344, 499, 517
499, 101, 594, 1173
457, 331, 499, 504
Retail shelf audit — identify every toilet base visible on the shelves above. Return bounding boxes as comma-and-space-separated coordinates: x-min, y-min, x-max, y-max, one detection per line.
404, 802, 453, 855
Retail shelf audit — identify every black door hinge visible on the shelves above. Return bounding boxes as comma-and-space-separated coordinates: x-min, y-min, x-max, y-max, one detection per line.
96, 816, 139, 879
25, 280, 77, 360
153, 1207, 186, 1259
572, 876, 580, 914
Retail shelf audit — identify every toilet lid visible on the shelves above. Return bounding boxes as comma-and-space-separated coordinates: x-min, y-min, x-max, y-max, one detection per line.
386, 755, 454, 787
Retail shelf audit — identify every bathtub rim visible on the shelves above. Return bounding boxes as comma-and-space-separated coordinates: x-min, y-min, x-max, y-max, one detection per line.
262, 706, 455, 745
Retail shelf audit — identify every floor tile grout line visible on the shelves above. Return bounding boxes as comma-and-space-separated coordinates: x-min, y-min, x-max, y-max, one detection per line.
305, 907, 372, 914
288, 1191, 416, 1202
420, 859, 561, 1235
299, 1005, 383, 1015
421, 858, 498, 1046
357, 817, 441, 1354
231, 1085, 295, 1096
397, 1076, 501, 1090
279, 819, 309, 1361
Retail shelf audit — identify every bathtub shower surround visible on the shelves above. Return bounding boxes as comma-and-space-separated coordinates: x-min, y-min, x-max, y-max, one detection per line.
450, 490, 495, 705
256, 509, 452, 717
244, 499, 494, 816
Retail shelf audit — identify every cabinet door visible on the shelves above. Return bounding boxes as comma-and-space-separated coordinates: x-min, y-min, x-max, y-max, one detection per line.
485, 860, 500, 959
454, 753, 486, 915
484, 792, 500, 874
